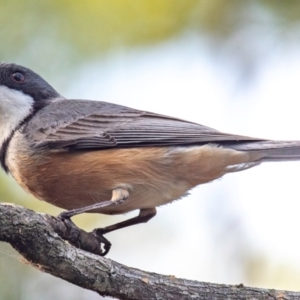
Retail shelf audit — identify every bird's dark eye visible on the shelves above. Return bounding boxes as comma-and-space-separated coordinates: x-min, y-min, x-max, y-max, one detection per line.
11, 72, 25, 83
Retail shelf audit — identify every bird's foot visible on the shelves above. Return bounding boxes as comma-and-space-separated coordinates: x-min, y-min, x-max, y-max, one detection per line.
48, 214, 112, 256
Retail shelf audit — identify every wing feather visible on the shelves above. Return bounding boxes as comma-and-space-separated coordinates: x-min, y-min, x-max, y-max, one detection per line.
25, 99, 262, 150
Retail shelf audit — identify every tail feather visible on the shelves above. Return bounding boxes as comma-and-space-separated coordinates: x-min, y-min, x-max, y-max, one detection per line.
227, 140, 300, 162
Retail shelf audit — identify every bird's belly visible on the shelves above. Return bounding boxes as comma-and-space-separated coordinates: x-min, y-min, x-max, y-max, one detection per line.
7, 144, 251, 215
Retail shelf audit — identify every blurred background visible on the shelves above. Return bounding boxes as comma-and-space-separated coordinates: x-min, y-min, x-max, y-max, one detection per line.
1, 0, 300, 299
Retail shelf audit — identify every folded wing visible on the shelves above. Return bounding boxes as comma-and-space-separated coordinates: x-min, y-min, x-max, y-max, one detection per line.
25, 99, 263, 151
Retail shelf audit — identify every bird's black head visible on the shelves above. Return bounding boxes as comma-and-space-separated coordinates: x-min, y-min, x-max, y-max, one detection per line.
0, 63, 60, 102
0, 64, 62, 172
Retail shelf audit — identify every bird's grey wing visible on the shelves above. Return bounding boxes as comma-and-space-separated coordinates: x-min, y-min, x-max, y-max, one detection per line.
25, 99, 263, 150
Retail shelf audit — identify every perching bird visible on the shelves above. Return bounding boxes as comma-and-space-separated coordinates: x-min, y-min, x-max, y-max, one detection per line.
1, 62, 300, 254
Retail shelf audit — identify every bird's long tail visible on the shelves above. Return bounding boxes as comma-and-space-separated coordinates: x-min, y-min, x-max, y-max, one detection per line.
227, 140, 300, 162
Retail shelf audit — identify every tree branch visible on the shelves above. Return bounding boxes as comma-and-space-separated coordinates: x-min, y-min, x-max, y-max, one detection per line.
0, 203, 298, 300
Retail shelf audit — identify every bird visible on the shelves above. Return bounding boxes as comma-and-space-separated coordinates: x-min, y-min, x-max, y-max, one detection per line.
1, 62, 300, 255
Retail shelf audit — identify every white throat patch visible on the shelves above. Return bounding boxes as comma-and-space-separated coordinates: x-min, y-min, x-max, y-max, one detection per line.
0, 85, 34, 146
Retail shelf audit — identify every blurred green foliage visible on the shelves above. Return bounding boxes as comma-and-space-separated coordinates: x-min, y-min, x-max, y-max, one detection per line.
1, 0, 300, 63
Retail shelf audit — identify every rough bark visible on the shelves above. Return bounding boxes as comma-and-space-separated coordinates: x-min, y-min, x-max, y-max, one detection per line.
0, 203, 298, 300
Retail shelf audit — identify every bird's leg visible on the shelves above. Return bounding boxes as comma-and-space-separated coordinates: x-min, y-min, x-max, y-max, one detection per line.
94, 207, 157, 236
58, 188, 129, 219
57, 188, 129, 256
